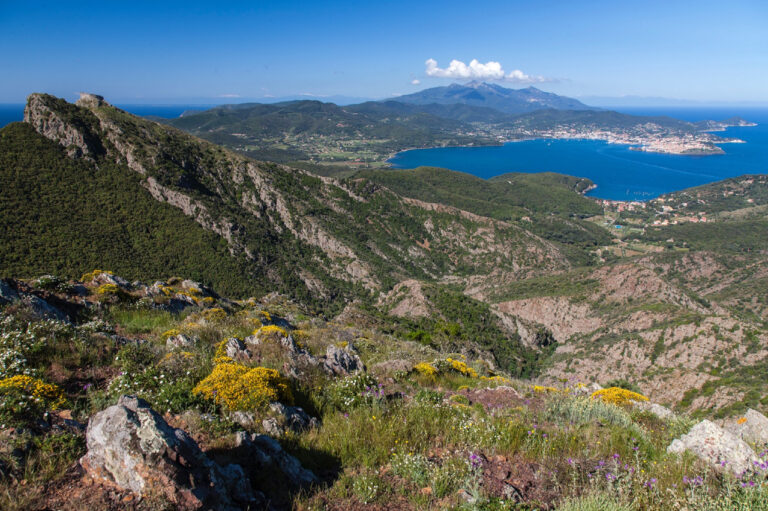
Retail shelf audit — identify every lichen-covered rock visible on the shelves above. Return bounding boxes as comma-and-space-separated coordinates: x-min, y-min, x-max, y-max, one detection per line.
80, 395, 254, 510
262, 402, 319, 436
92, 271, 131, 290
722, 409, 768, 448
323, 344, 365, 376
223, 337, 252, 362
166, 333, 196, 350
667, 419, 759, 476
370, 359, 413, 377
20, 294, 68, 322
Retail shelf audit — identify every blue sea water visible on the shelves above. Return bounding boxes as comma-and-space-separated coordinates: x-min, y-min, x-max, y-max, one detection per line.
389, 107, 768, 200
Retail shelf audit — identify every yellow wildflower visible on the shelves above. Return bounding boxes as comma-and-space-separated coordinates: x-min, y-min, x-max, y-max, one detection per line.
193, 363, 292, 411
590, 387, 648, 407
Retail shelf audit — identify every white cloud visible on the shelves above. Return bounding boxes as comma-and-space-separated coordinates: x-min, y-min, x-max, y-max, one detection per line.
217, 93, 241, 98
424, 58, 552, 84
411, 79, 421, 85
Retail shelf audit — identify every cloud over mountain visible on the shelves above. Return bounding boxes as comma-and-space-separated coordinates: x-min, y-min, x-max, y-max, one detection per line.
424, 58, 552, 84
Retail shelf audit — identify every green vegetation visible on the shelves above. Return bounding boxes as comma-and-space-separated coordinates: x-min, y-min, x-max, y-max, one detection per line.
0, 122, 254, 297
2, 275, 766, 510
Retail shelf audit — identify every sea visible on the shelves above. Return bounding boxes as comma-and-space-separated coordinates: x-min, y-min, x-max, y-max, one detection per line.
389, 107, 768, 201
2, 103, 766, 201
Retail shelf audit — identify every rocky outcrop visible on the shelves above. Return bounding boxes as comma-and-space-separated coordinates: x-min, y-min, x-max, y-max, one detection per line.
24, 93, 105, 159
262, 402, 320, 436
323, 344, 365, 376
721, 409, 768, 448
80, 395, 255, 510
667, 420, 759, 476
166, 333, 196, 350
223, 337, 252, 363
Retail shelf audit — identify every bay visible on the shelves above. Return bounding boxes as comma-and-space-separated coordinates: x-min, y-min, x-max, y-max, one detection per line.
389, 107, 768, 200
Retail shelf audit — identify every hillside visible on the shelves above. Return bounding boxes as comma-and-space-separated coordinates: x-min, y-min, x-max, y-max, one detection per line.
163, 99, 496, 164
5, 92, 583, 376
392, 81, 594, 113
1, 272, 767, 510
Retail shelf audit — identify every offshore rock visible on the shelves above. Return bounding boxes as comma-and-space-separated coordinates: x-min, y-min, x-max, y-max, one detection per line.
667, 419, 759, 476
80, 395, 254, 510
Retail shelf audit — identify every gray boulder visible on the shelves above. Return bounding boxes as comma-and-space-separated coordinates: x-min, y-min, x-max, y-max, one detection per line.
722, 409, 768, 448
371, 359, 413, 377
21, 294, 68, 322
262, 402, 320, 436
223, 337, 252, 362
166, 333, 196, 350
667, 419, 759, 476
80, 395, 255, 510
92, 272, 131, 290
323, 344, 365, 376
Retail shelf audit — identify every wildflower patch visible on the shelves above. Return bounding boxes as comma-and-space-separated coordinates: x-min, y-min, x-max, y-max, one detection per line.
193, 363, 292, 411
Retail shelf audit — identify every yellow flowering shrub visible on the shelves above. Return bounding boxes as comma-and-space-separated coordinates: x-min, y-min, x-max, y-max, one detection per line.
162, 328, 182, 339
533, 385, 559, 393
192, 363, 292, 411
96, 283, 120, 296
481, 375, 511, 384
445, 358, 477, 378
414, 362, 438, 378
590, 387, 648, 407
255, 324, 287, 339
201, 296, 215, 305
0, 375, 66, 423
81, 269, 112, 282
260, 311, 272, 322
201, 308, 227, 322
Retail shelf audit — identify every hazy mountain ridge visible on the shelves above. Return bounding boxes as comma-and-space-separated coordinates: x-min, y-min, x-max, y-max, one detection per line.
392, 81, 595, 113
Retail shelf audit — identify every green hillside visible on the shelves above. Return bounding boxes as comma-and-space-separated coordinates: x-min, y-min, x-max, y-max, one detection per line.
0, 122, 254, 296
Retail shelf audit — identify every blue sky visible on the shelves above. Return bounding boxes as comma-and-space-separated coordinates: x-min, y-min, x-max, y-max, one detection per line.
1, 0, 766, 104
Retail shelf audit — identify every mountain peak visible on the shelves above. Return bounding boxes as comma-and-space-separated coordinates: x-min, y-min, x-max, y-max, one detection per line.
392, 82, 594, 114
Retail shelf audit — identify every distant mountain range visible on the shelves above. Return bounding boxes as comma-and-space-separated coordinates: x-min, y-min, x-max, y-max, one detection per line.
392, 81, 595, 114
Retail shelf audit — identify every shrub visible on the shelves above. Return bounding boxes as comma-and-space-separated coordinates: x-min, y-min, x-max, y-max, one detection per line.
115, 343, 156, 375
591, 387, 648, 407
81, 269, 112, 283
255, 324, 288, 339
193, 363, 292, 411
413, 362, 438, 377
323, 374, 381, 411
96, 283, 120, 296
200, 308, 227, 322
434, 357, 478, 378
0, 375, 66, 425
